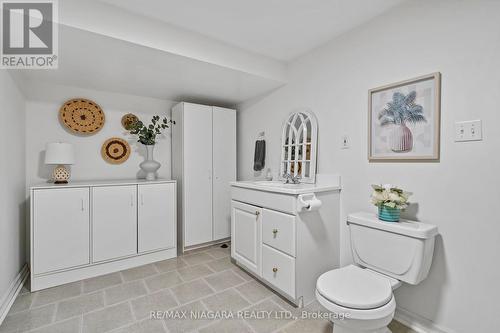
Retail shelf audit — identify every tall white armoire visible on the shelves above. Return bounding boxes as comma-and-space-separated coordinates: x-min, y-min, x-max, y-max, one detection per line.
172, 102, 236, 253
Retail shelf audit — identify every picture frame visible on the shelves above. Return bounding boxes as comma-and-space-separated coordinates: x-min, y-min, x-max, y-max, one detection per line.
368, 72, 441, 161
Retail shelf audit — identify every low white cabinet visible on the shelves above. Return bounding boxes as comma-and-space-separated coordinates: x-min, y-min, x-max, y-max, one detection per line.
30, 179, 177, 291
231, 180, 341, 306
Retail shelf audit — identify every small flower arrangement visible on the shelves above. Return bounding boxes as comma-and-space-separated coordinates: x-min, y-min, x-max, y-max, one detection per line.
371, 184, 411, 222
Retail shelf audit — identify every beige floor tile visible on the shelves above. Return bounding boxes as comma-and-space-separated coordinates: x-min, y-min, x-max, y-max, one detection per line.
82, 302, 133, 333
0, 304, 55, 333
236, 280, 274, 303
201, 289, 250, 312
29, 317, 82, 333
154, 257, 188, 273
182, 252, 216, 266
177, 264, 214, 281
8, 292, 34, 314
145, 271, 183, 292
113, 319, 166, 333
83, 272, 122, 293
131, 290, 178, 320
205, 257, 235, 272
121, 264, 158, 282
204, 270, 245, 291
244, 299, 293, 333
204, 247, 230, 259
171, 279, 214, 304
389, 320, 418, 333
282, 318, 332, 333
55, 291, 105, 321
104, 281, 148, 305
270, 296, 301, 316
232, 267, 254, 281
199, 319, 253, 333
32, 282, 82, 307
162, 301, 212, 333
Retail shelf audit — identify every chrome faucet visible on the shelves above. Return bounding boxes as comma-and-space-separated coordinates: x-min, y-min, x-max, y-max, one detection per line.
282, 173, 301, 184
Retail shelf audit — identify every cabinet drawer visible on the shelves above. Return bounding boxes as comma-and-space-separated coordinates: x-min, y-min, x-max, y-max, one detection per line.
262, 209, 296, 256
262, 244, 295, 298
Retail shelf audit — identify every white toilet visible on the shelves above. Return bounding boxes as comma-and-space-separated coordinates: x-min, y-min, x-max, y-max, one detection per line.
316, 212, 438, 333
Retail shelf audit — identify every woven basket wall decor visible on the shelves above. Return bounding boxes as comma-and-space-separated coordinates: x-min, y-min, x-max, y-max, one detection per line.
59, 98, 105, 135
101, 137, 131, 164
121, 113, 139, 130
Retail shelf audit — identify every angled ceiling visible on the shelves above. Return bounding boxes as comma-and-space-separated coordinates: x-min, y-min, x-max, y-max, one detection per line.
99, 0, 407, 61
14, 0, 407, 106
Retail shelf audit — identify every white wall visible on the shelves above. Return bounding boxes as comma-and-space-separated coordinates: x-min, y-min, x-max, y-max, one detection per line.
0, 72, 26, 312
25, 84, 176, 186
238, 1, 500, 332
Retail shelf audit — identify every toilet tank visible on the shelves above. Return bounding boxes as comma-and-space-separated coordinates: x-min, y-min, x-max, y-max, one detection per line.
347, 212, 438, 285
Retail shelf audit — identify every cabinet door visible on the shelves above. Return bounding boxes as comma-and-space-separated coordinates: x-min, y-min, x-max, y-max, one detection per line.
93, 185, 137, 262
212, 107, 236, 240
138, 183, 176, 253
33, 188, 90, 274
183, 103, 213, 246
231, 201, 262, 275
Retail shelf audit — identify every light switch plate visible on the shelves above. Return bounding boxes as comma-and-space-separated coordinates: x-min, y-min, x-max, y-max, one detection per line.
455, 120, 482, 142
341, 135, 350, 149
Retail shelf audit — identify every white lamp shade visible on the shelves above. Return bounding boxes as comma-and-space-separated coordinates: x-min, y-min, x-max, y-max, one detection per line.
45, 143, 76, 165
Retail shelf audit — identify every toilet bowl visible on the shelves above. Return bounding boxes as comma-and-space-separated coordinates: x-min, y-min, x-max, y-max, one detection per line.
316, 212, 438, 333
316, 265, 399, 333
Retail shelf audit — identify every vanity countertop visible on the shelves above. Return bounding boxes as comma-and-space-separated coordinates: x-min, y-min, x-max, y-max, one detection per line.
230, 175, 341, 195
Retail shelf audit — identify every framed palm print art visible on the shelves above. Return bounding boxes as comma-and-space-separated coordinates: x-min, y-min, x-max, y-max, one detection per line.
368, 72, 441, 161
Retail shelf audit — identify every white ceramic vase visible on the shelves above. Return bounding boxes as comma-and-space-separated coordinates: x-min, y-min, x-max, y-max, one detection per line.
390, 124, 413, 152
140, 144, 161, 181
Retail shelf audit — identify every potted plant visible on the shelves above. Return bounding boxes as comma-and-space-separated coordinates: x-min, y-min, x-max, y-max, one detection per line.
128, 115, 174, 180
371, 184, 411, 222
378, 91, 426, 152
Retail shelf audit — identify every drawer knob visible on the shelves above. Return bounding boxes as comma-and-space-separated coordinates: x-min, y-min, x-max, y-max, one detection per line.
272, 229, 278, 234
255, 211, 260, 216
272, 267, 278, 273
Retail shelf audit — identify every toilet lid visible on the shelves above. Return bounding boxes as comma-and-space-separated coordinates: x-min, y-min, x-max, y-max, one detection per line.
316, 265, 393, 310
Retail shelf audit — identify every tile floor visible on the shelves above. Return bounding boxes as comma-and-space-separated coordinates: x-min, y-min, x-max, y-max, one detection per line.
0, 244, 417, 333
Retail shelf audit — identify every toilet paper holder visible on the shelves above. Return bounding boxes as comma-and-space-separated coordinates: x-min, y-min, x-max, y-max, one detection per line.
297, 193, 322, 212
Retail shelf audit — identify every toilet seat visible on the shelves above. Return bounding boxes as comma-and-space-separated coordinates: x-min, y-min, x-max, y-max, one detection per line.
316, 265, 393, 310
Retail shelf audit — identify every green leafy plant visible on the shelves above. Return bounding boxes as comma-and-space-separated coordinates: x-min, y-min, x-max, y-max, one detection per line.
128, 115, 174, 145
378, 91, 426, 126
371, 184, 411, 210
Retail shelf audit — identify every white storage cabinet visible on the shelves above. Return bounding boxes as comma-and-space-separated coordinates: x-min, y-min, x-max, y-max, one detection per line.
172, 102, 236, 252
30, 179, 176, 291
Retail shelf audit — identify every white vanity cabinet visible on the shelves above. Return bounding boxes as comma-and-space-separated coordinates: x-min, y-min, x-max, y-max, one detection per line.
231, 178, 340, 306
30, 179, 177, 291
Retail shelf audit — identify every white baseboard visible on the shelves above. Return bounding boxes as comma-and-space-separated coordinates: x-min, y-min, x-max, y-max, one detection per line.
0, 264, 29, 325
395, 306, 455, 333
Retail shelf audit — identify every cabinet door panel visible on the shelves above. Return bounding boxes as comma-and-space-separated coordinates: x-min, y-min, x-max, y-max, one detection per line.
93, 185, 137, 262
183, 104, 213, 246
138, 183, 176, 253
212, 107, 236, 240
33, 188, 90, 274
231, 201, 261, 275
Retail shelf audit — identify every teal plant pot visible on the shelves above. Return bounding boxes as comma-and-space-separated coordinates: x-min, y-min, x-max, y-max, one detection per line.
378, 206, 401, 222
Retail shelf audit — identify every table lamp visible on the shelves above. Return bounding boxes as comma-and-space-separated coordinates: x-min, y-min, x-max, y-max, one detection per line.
45, 143, 75, 184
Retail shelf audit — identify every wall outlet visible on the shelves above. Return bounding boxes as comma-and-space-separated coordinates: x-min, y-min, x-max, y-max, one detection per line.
455, 120, 482, 142
341, 135, 350, 149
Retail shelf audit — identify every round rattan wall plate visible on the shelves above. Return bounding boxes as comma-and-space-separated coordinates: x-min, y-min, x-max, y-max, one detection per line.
101, 137, 131, 164
121, 113, 139, 130
59, 98, 105, 135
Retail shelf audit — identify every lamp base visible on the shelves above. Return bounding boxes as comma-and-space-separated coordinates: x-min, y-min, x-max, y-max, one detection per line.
52, 165, 71, 184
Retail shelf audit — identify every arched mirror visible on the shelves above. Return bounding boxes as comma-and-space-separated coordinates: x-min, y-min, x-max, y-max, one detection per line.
280, 110, 318, 184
